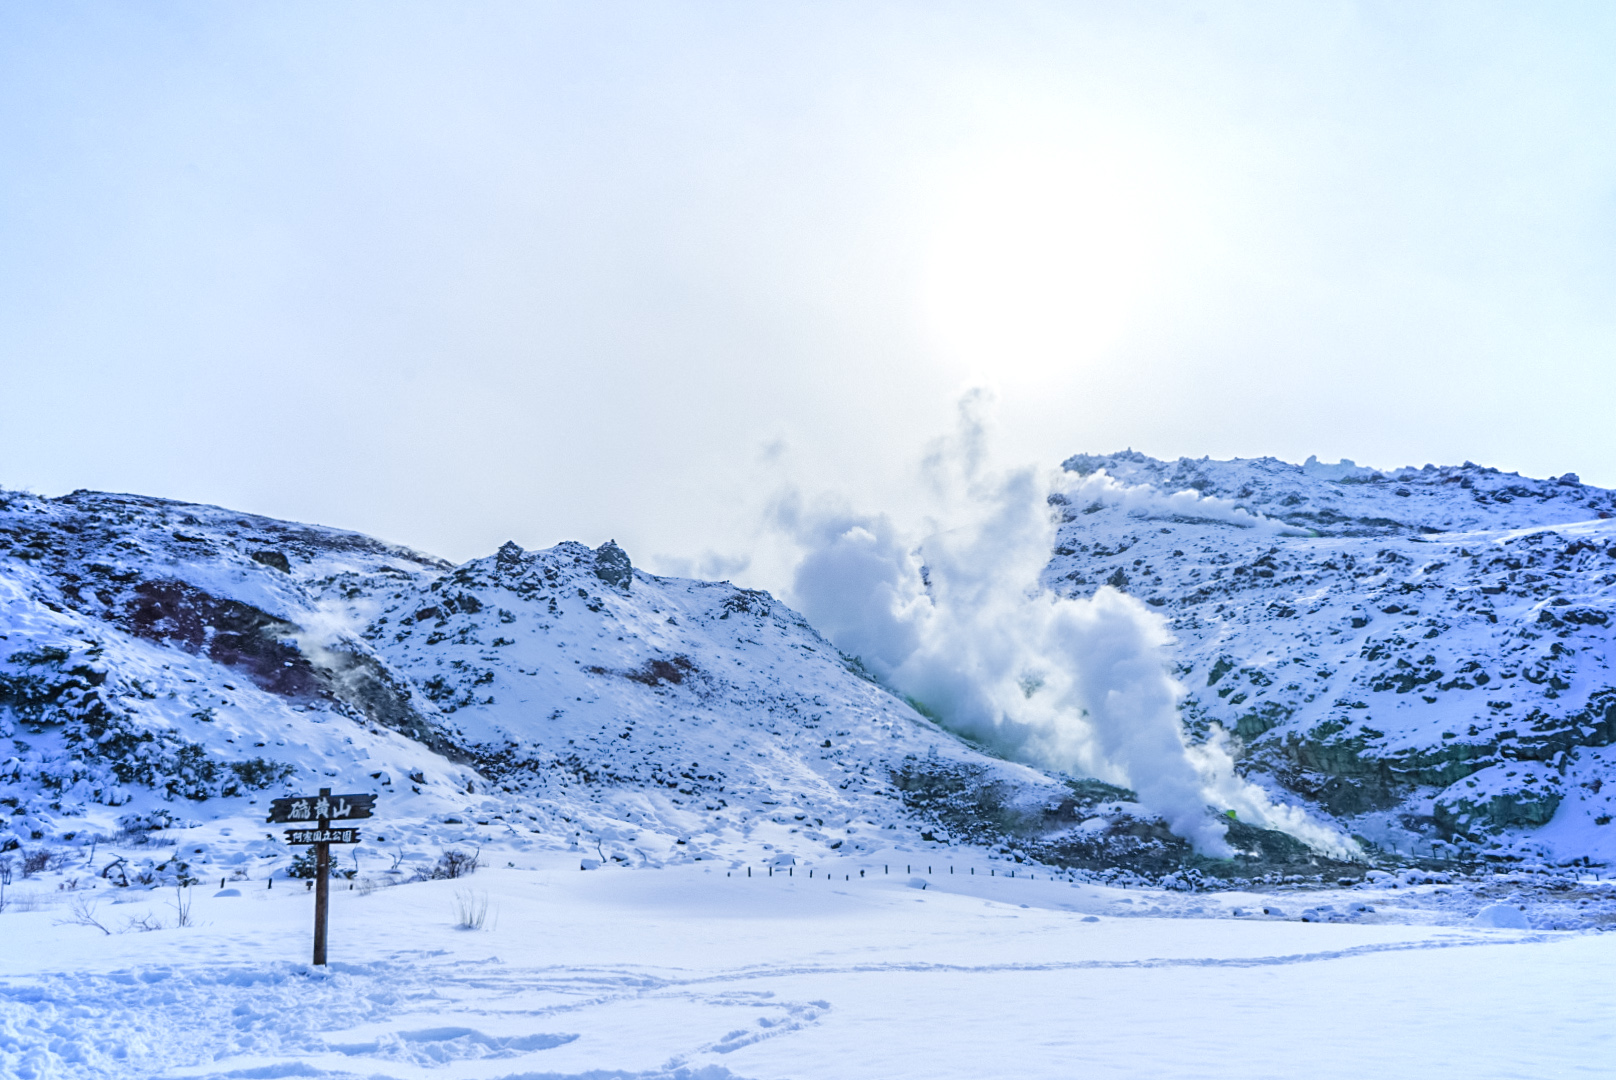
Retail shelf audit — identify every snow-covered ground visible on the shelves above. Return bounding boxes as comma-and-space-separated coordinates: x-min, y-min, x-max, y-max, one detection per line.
3, 858, 1613, 1079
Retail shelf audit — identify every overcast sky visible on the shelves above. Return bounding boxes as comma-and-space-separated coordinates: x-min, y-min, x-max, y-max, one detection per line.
3, 2, 1614, 587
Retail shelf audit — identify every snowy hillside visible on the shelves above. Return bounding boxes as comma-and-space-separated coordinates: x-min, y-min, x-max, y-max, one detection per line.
5, 452, 1614, 894
6, 487, 1229, 890
1048, 453, 1616, 865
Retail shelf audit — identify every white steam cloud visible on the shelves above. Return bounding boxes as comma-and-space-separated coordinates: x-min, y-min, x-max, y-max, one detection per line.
1061, 469, 1300, 534
776, 393, 1354, 859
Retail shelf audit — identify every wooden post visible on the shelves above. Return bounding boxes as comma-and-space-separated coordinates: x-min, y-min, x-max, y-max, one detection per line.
313, 787, 331, 966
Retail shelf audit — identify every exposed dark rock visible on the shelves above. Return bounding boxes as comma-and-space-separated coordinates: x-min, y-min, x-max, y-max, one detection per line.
593, 540, 632, 590
250, 550, 291, 573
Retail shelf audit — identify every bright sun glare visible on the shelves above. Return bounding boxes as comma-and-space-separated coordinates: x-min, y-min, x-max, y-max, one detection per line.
923, 140, 1176, 379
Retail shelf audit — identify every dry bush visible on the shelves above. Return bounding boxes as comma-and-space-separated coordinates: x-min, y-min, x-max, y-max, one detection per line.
452, 888, 492, 930
60, 894, 111, 935
414, 848, 479, 881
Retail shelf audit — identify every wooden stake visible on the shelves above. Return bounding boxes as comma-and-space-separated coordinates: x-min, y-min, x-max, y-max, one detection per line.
313, 787, 331, 966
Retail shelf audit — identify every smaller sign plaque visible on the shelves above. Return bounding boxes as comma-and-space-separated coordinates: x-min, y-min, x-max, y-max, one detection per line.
285, 827, 361, 845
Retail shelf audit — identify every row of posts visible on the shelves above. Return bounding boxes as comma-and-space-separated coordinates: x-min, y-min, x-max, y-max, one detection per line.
728, 864, 1046, 880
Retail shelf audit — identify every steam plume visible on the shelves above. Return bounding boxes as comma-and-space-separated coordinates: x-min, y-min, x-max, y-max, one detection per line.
777, 393, 1354, 859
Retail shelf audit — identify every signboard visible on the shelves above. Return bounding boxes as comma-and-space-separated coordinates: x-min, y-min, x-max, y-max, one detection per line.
267, 793, 375, 823
285, 827, 361, 845
271, 787, 378, 968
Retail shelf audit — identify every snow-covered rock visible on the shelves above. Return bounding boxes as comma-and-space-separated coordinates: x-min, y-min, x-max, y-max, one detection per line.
1472, 902, 1530, 928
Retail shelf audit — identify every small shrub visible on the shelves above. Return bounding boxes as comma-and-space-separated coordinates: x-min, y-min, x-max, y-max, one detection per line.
21, 849, 51, 877
116, 809, 176, 841
224, 757, 295, 792
62, 894, 111, 935
288, 850, 326, 879
285, 850, 351, 880
414, 848, 479, 881
452, 888, 490, 930
169, 885, 194, 928
128, 857, 198, 887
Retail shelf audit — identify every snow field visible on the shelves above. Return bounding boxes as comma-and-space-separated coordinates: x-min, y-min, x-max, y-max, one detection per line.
2, 863, 1610, 1080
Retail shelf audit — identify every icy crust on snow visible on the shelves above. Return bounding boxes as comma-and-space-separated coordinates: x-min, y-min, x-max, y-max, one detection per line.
1047, 452, 1616, 864
0, 487, 1054, 886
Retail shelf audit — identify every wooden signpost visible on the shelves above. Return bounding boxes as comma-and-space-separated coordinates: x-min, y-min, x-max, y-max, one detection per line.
267, 788, 375, 965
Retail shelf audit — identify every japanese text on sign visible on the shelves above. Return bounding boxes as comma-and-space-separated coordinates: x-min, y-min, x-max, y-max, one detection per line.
266, 793, 376, 823
284, 828, 361, 845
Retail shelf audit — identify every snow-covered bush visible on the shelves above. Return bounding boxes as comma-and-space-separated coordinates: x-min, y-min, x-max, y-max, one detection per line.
415, 848, 479, 881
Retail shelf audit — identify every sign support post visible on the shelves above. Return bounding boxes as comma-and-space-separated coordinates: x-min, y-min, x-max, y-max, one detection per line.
313, 789, 331, 967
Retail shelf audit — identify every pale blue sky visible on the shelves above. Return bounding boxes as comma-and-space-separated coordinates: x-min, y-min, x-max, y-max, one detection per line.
3, 2, 1614, 585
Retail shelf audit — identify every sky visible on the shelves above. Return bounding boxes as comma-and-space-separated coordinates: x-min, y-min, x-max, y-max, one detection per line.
3, 2, 1615, 589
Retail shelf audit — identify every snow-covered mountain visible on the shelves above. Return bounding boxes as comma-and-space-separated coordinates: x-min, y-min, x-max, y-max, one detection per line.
4, 487, 1235, 890
4, 450, 1614, 890
1049, 452, 1616, 865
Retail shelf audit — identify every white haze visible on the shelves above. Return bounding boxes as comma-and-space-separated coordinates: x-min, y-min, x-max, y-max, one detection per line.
777, 394, 1355, 859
